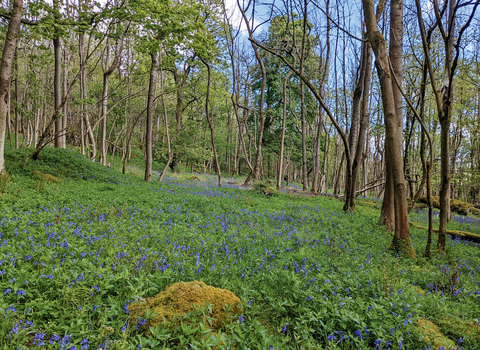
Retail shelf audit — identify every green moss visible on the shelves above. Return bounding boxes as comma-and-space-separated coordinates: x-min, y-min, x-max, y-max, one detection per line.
469, 207, 480, 217
418, 196, 473, 216
418, 196, 441, 209
436, 318, 480, 345
0, 173, 10, 195
415, 318, 456, 350
391, 236, 416, 259
32, 171, 59, 183
128, 281, 243, 334
252, 181, 278, 197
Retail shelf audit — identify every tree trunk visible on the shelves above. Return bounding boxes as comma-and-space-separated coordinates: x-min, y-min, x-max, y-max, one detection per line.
200, 57, 222, 187
350, 41, 373, 208
79, 34, 96, 160
0, 0, 23, 175
158, 65, 172, 182
363, 0, 415, 258
54, 0, 63, 149
238, 1, 267, 186
144, 53, 157, 182
438, 0, 456, 253
277, 71, 292, 189
300, 80, 308, 191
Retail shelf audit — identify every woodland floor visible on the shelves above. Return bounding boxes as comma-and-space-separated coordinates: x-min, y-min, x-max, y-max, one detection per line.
1, 147, 479, 350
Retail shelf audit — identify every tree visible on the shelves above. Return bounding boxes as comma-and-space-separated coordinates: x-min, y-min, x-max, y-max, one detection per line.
414, 0, 479, 253
362, 0, 415, 258
0, 0, 23, 176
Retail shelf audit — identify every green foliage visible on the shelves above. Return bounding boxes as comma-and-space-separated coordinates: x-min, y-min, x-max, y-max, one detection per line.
1, 148, 479, 349
154, 121, 214, 166
252, 180, 278, 197
5, 148, 130, 184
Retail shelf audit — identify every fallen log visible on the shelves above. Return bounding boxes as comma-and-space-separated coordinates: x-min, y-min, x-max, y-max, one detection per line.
410, 222, 480, 244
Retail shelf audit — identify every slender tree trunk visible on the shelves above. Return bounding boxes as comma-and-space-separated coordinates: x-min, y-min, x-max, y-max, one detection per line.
350, 41, 373, 208
62, 47, 70, 149
238, 1, 267, 186
200, 57, 222, 186
312, 1, 330, 193
300, 80, 308, 191
158, 66, 172, 182
14, 49, 18, 149
144, 53, 157, 181
0, 0, 23, 175
438, 0, 456, 252
320, 123, 329, 193
79, 34, 96, 160
278, 70, 292, 189
54, 0, 63, 149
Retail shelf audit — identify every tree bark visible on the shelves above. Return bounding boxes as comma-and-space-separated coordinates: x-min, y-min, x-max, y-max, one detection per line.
79, 34, 96, 160
237, 0, 267, 186
200, 57, 222, 187
144, 53, 157, 181
53, 0, 63, 149
363, 0, 415, 258
278, 70, 292, 189
0, 0, 23, 175
300, 80, 308, 191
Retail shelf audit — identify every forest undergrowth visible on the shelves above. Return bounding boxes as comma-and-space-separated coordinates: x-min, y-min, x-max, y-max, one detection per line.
1, 148, 479, 350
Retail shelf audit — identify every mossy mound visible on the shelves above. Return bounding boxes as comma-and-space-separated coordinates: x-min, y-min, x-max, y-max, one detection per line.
32, 171, 59, 183
410, 285, 426, 296
435, 318, 480, 345
252, 181, 278, 197
5, 148, 128, 184
414, 318, 456, 350
128, 281, 243, 333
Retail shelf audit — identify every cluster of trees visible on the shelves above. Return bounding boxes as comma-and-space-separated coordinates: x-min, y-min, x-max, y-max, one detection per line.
0, 0, 479, 257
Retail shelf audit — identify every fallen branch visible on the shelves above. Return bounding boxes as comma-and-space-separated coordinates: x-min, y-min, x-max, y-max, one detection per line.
410, 222, 480, 244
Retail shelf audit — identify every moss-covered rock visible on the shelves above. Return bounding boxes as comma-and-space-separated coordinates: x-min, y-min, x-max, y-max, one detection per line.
414, 318, 456, 350
252, 181, 278, 197
128, 281, 242, 334
436, 318, 480, 345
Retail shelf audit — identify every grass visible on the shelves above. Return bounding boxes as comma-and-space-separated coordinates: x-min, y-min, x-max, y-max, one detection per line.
1, 148, 479, 349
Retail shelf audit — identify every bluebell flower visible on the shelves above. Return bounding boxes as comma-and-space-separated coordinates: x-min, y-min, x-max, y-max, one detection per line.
238, 315, 244, 324
354, 329, 362, 340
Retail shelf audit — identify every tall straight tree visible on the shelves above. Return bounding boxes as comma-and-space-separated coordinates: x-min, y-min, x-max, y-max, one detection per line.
99, 38, 122, 166
378, 0, 403, 232
0, 0, 23, 176
53, 0, 63, 149
238, 0, 267, 185
414, 0, 479, 253
362, 0, 415, 258
144, 52, 157, 182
